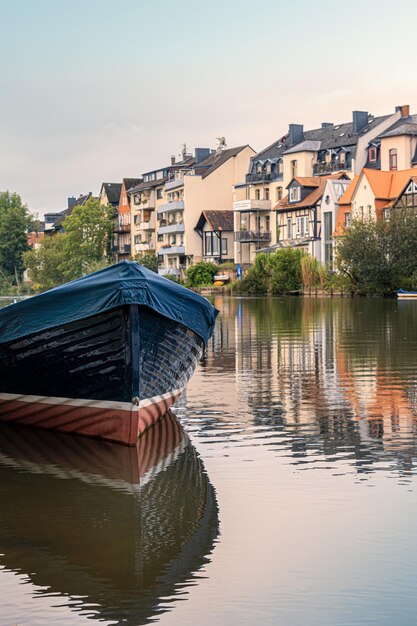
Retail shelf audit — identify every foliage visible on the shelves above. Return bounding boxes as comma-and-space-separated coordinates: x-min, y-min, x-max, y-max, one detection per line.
24, 234, 68, 291
301, 255, 321, 289
0, 191, 34, 285
163, 274, 180, 283
217, 261, 236, 270
61, 198, 113, 281
336, 209, 417, 295
133, 253, 158, 273
234, 249, 304, 295
185, 261, 217, 287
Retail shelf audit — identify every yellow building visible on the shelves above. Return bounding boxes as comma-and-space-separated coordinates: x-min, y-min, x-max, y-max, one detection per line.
157, 144, 255, 277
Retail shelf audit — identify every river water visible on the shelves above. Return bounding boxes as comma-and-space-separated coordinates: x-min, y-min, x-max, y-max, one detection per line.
1, 296, 417, 626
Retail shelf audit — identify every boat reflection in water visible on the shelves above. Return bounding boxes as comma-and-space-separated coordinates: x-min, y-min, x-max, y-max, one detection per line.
0, 411, 219, 625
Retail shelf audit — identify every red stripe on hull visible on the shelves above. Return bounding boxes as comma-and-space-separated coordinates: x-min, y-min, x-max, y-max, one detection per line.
0, 394, 180, 446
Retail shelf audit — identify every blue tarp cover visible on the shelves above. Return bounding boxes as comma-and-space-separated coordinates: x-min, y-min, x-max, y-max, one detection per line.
0, 262, 218, 346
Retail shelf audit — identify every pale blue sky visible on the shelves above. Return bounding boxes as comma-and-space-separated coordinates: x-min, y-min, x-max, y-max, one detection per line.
1, 0, 417, 213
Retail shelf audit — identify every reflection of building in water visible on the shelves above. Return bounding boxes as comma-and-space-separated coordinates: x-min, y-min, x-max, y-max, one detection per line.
203, 297, 417, 471
0, 413, 219, 625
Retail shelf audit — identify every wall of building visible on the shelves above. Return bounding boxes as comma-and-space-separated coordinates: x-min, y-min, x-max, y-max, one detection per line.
350, 173, 377, 220
380, 135, 417, 171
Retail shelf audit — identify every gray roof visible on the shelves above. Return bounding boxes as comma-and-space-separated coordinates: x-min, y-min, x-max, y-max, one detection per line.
101, 182, 122, 204
378, 115, 417, 139
198, 146, 249, 178
284, 140, 321, 154
128, 177, 167, 194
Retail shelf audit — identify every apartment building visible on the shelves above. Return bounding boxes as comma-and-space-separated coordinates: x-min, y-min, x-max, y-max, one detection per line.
157, 144, 255, 276
113, 178, 141, 260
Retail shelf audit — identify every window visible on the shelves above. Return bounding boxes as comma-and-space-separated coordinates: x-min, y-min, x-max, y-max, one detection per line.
296, 216, 309, 237
367, 205, 372, 219
359, 206, 364, 220
291, 160, 298, 178
255, 189, 261, 200
276, 186, 283, 201
368, 147, 377, 162
345, 212, 351, 226
277, 160, 283, 176
389, 148, 398, 171
221, 237, 227, 256
264, 188, 269, 200
287, 218, 292, 239
157, 188, 163, 199
383, 208, 391, 221
323, 212, 333, 269
265, 215, 270, 232
289, 186, 300, 202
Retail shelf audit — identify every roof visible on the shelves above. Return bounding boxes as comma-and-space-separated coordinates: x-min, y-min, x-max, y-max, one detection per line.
0, 261, 218, 347
291, 176, 320, 188
363, 168, 417, 200
128, 178, 168, 194
338, 175, 360, 206
378, 115, 417, 139
101, 183, 122, 204
274, 173, 348, 212
123, 178, 142, 192
301, 115, 390, 152
284, 140, 321, 155
198, 146, 250, 179
195, 210, 234, 232
50, 193, 93, 229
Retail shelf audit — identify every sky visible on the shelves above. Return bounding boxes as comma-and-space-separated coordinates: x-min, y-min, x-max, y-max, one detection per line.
1, 0, 417, 215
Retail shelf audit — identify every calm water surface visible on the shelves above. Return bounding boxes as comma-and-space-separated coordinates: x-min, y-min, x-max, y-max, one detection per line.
1, 297, 417, 626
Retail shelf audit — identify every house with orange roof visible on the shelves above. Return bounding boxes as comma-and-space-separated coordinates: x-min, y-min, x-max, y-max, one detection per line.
273, 173, 349, 259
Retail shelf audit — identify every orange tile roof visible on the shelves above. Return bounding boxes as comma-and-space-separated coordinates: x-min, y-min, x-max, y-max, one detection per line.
274, 173, 347, 211
363, 167, 417, 200
338, 175, 360, 206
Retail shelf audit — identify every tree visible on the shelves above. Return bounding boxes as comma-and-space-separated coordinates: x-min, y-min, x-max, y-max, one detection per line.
0, 191, 33, 285
185, 261, 217, 287
133, 253, 158, 273
336, 210, 417, 295
234, 249, 304, 295
61, 198, 113, 281
24, 233, 67, 291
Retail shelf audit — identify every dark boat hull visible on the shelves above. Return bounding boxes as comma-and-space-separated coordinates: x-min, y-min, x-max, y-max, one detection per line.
0, 305, 203, 444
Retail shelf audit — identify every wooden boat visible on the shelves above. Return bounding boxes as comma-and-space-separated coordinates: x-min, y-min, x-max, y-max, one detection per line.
0, 261, 218, 444
0, 413, 219, 624
397, 289, 417, 299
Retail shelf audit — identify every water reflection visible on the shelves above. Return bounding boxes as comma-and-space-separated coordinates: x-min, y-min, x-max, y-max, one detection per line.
192, 297, 417, 476
0, 412, 219, 625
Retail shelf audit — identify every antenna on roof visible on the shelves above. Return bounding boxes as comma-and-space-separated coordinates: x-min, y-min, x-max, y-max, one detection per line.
181, 143, 188, 160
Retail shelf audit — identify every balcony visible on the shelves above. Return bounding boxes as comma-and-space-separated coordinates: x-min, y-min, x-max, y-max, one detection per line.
245, 171, 283, 184
158, 222, 185, 235
114, 223, 131, 233
165, 177, 185, 191
234, 230, 272, 243
135, 214, 155, 230
135, 241, 155, 253
313, 160, 352, 175
157, 200, 184, 215
158, 245, 185, 255
158, 268, 182, 277
233, 199, 271, 212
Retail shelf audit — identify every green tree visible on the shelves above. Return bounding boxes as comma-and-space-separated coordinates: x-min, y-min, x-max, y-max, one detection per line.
0, 191, 33, 285
61, 198, 113, 281
234, 249, 304, 295
185, 261, 217, 287
133, 253, 158, 273
24, 233, 67, 291
336, 210, 417, 295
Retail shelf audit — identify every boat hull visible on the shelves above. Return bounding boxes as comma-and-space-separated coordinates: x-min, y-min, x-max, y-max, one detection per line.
0, 305, 203, 444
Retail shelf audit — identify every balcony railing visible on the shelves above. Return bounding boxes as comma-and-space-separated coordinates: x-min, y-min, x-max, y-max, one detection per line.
233, 199, 271, 212
313, 161, 352, 175
245, 171, 283, 184
234, 230, 271, 243
157, 200, 184, 215
114, 223, 130, 233
157, 245, 185, 255
158, 222, 185, 235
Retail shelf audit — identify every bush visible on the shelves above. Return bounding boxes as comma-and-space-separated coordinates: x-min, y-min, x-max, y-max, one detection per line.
234, 249, 304, 295
301, 255, 321, 289
185, 262, 217, 287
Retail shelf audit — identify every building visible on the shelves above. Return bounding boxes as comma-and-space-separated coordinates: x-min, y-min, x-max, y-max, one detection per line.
273, 173, 349, 260
233, 107, 402, 266
45, 193, 93, 234
195, 210, 234, 264
364, 106, 417, 172
99, 183, 122, 210
113, 178, 141, 260
157, 144, 254, 277
319, 178, 351, 269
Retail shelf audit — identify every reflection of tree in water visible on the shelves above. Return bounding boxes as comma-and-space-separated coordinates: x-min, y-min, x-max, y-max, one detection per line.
204, 297, 417, 476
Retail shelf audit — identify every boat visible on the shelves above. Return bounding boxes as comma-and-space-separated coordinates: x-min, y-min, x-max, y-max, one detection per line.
0, 413, 219, 624
397, 289, 417, 299
0, 261, 218, 444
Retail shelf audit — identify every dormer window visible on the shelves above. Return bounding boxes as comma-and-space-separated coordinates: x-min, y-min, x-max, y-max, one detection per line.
289, 186, 300, 202
256, 163, 262, 174
277, 160, 283, 175
368, 147, 377, 162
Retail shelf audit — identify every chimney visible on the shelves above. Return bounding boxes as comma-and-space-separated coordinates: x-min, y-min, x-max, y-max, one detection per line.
396, 104, 410, 118
67, 197, 76, 210
321, 122, 333, 128
195, 147, 211, 163
288, 124, 304, 146
352, 111, 368, 134
171, 155, 176, 165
